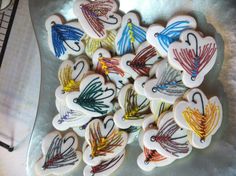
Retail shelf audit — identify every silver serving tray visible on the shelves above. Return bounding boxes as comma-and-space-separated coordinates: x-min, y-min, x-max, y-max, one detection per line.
27, 0, 236, 175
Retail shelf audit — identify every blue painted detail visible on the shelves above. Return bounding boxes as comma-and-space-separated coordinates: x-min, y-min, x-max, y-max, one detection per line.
117, 23, 146, 55
51, 23, 84, 58
191, 56, 200, 78
132, 24, 146, 43
157, 21, 191, 52
157, 81, 177, 90
58, 109, 74, 124
152, 64, 187, 96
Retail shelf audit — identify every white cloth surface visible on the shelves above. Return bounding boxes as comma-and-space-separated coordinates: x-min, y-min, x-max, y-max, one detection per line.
0, 0, 40, 175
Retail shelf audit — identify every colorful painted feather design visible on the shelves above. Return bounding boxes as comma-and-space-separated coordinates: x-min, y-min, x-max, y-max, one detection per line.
147, 15, 197, 57
152, 63, 187, 96
137, 147, 175, 171
168, 30, 217, 88
144, 59, 187, 104
34, 132, 81, 175
42, 135, 78, 169
143, 112, 192, 158
88, 121, 123, 158
45, 15, 85, 60
117, 20, 146, 55
53, 100, 92, 131
126, 45, 158, 76
51, 23, 84, 58
84, 30, 116, 57
84, 150, 125, 176
172, 32, 217, 81
174, 89, 222, 149
74, 0, 121, 39
83, 117, 128, 166
143, 147, 167, 164
156, 20, 194, 53
114, 84, 150, 129
116, 13, 147, 55
150, 118, 189, 157
71, 77, 115, 115
124, 87, 150, 121
93, 48, 129, 90
55, 58, 89, 104
120, 42, 161, 79
96, 56, 125, 77
182, 92, 221, 142
66, 74, 116, 117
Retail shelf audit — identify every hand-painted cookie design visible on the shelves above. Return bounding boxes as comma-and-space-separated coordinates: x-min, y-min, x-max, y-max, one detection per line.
93, 48, 129, 90
84, 30, 117, 58
55, 57, 90, 103
120, 42, 161, 79
143, 112, 192, 158
84, 150, 125, 176
173, 88, 222, 149
144, 59, 188, 103
74, 0, 121, 39
115, 12, 147, 55
45, 15, 85, 60
168, 30, 217, 88
137, 128, 175, 171
137, 146, 175, 171
53, 100, 91, 131
66, 74, 116, 117
114, 84, 150, 129
35, 131, 82, 176
83, 117, 128, 166
147, 15, 197, 57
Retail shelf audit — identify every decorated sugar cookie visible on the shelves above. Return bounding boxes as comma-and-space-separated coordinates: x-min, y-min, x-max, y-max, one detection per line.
137, 147, 175, 171
84, 30, 117, 58
147, 15, 197, 57
114, 84, 150, 129
53, 99, 92, 131
83, 116, 128, 166
73, 0, 121, 39
92, 48, 129, 90
35, 131, 82, 176
168, 30, 217, 88
45, 15, 85, 60
144, 59, 188, 103
115, 12, 147, 55
143, 112, 192, 158
84, 150, 125, 176
55, 57, 90, 103
137, 128, 175, 171
173, 88, 222, 149
120, 42, 161, 79
66, 74, 116, 117
137, 136, 175, 172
